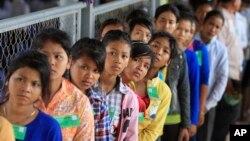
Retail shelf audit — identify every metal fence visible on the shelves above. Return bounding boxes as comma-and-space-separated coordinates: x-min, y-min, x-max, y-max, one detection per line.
0, 2, 86, 95
0, 0, 160, 95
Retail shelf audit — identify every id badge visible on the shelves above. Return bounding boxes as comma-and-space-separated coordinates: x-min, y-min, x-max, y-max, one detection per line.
13, 125, 27, 140
54, 115, 80, 128
138, 112, 144, 123
147, 86, 159, 99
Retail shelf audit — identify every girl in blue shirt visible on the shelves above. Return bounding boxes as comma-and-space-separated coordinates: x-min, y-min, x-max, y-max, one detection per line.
0, 50, 62, 141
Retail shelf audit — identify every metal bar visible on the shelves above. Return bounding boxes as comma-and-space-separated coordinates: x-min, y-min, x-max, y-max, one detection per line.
94, 0, 144, 16
0, 2, 86, 32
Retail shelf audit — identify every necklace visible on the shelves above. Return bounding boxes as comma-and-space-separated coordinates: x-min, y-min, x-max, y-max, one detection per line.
3, 106, 37, 125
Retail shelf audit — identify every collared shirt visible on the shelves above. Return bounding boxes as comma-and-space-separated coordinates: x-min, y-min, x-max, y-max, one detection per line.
88, 83, 111, 141
105, 77, 127, 140
218, 8, 243, 80
195, 34, 229, 111
36, 78, 94, 141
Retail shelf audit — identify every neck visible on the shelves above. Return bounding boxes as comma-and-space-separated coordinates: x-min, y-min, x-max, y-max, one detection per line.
4, 101, 35, 117
222, 3, 235, 14
45, 77, 62, 105
200, 33, 211, 44
120, 72, 129, 84
99, 71, 117, 94
146, 67, 159, 80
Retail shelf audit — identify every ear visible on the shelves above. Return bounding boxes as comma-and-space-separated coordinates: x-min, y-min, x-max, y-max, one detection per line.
67, 56, 72, 70
166, 59, 171, 66
5, 81, 8, 86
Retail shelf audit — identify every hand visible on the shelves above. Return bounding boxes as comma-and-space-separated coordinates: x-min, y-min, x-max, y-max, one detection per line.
178, 128, 189, 141
198, 113, 205, 126
188, 124, 197, 137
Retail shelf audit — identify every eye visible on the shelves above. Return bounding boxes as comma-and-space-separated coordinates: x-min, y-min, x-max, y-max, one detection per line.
16, 77, 24, 82
122, 55, 128, 59
132, 58, 139, 62
55, 55, 63, 60
144, 64, 150, 70
93, 69, 100, 74
32, 82, 41, 88
81, 65, 88, 70
110, 51, 116, 56
164, 49, 169, 54
151, 44, 159, 49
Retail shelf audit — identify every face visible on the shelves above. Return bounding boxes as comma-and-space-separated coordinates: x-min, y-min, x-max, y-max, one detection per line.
70, 56, 100, 92
104, 40, 131, 76
122, 56, 151, 82
149, 37, 171, 68
101, 24, 124, 40
155, 11, 178, 33
173, 19, 192, 50
195, 4, 212, 24
201, 16, 223, 42
234, 0, 242, 12
38, 40, 70, 80
130, 24, 152, 43
8, 67, 42, 106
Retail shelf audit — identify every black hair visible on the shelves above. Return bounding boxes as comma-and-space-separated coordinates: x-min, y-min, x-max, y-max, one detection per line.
70, 37, 106, 73
131, 41, 155, 69
2, 50, 51, 103
178, 12, 197, 27
203, 10, 225, 25
129, 18, 154, 34
126, 9, 150, 23
193, 1, 213, 12
99, 18, 124, 37
219, 0, 234, 3
32, 28, 71, 56
175, 2, 194, 15
149, 31, 178, 60
102, 30, 132, 48
242, 0, 250, 4
155, 3, 180, 21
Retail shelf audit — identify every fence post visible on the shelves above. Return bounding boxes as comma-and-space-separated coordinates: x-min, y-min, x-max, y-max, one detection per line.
81, 3, 95, 38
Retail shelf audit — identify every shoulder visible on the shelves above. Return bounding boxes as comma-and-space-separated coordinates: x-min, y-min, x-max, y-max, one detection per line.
62, 78, 89, 102
36, 111, 60, 127
152, 77, 171, 97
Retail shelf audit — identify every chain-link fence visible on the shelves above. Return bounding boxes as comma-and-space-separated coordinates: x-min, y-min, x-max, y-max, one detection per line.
0, 2, 86, 96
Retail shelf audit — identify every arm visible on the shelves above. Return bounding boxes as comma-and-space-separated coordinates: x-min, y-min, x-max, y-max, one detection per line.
126, 94, 139, 141
178, 54, 190, 141
139, 82, 171, 141
206, 47, 229, 111
198, 46, 210, 126
178, 53, 191, 128
188, 54, 200, 137
74, 97, 95, 141
94, 97, 111, 141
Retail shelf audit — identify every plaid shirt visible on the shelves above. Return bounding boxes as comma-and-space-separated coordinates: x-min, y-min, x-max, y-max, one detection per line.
88, 83, 111, 141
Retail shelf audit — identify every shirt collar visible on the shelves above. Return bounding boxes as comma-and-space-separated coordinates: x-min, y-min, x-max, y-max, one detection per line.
195, 32, 217, 46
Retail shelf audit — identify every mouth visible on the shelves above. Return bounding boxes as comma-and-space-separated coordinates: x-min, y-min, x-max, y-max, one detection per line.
81, 80, 92, 87
16, 94, 29, 100
133, 71, 141, 79
112, 65, 121, 72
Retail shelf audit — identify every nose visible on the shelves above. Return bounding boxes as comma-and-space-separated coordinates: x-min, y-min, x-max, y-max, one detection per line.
22, 82, 31, 93
48, 56, 55, 67
137, 62, 144, 71
85, 71, 94, 79
141, 34, 148, 43
114, 55, 122, 64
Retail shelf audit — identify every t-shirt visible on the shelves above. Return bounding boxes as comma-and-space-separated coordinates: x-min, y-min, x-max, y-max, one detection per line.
17, 110, 62, 141
0, 116, 15, 141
